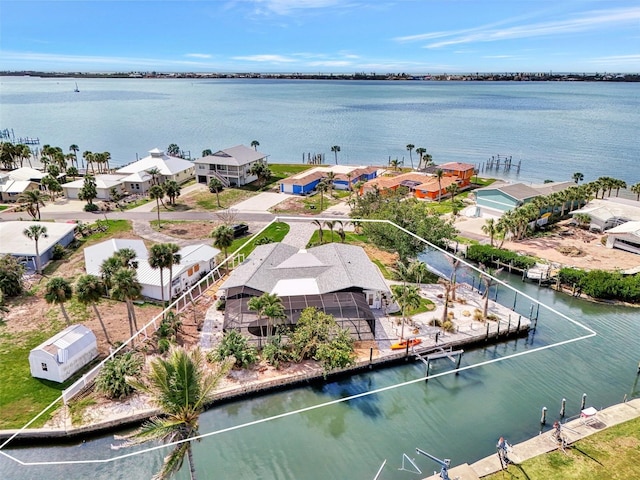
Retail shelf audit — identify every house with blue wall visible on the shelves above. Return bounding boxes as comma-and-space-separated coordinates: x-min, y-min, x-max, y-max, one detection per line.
280, 165, 379, 195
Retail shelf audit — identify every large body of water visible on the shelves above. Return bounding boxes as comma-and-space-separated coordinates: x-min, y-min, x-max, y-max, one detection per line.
2, 257, 639, 480
1, 77, 638, 185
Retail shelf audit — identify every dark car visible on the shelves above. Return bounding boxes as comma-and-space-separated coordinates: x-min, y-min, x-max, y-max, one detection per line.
232, 224, 249, 238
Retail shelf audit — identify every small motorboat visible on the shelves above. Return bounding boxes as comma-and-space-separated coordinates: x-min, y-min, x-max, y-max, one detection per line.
390, 338, 422, 350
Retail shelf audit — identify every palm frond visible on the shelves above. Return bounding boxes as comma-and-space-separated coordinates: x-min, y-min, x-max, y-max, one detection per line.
152, 442, 190, 480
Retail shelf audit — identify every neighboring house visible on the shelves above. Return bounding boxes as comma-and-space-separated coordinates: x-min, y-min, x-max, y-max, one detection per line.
120, 171, 153, 194
474, 181, 575, 215
0, 176, 39, 202
571, 198, 640, 232
195, 145, 268, 187
62, 174, 127, 200
219, 243, 390, 342
414, 176, 459, 200
7, 166, 49, 183
116, 148, 195, 184
431, 162, 476, 187
360, 172, 431, 195
29, 324, 98, 383
84, 239, 220, 301
0, 221, 76, 271
279, 165, 379, 195
605, 221, 640, 255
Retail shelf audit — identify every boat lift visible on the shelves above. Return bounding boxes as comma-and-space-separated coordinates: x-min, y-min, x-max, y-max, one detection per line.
415, 347, 464, 382
416, 448, 451, 480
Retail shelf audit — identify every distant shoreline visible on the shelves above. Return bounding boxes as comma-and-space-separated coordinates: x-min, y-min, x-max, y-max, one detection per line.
2, 71, 639, 82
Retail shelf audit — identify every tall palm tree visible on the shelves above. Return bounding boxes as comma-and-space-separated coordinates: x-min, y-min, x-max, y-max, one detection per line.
111, 267, 142, 338
390, 159, 400, 172
631, 182, 640, 201
150, 185, 165, 228
114, 248, 138, 269
251, 140, 260, 151
100, 256, 122, 293
481, 218, 496, 247
324, 220, 335, 242
345, 172, 353, 195
312, 219, 324, 244
446, 183, 459, 203
324, 171, 336, 199
435, 168, 444, 202
211, 225, 234, 273
163, 180, 181, 205
18, 190, 49, 220
248, 292, 284, 340
44, 277, 73, 325
23, 224, 48, 273
391, 284, 421, 339
331, 145, 341, 165
480, 265, 503, 319
406, 144, 415, 169
415, 147, 426, 169
208, 178, 223, 208
69, 144, 79, 168
76, 274, 111, 344
165, 243, 181, 302
149, 244, 172, 308
572, 172, 584, 184
147, 167, 162, 186
317, 180, 328, 211
120, 347, 232, 480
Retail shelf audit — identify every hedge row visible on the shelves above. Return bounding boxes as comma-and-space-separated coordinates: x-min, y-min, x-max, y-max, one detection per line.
558, 268, 640, 303
466, 244, 537, 270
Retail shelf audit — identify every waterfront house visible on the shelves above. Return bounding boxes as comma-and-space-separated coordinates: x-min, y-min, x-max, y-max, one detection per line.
62, 174, 127, 200
84, 239, 220, 301
570, 197, 640, 232
474, 181, 575, 216
218, 243, 390, 342
430, 162, 476, 187
116, 148, 195, 184
29, 324, 98, 383
0, 221, 76, 271
279, 165, 378, 195
605, 221, 640, 255
360, 172, 431, 196
414, 175, 459, 200
195, 145, 268, 187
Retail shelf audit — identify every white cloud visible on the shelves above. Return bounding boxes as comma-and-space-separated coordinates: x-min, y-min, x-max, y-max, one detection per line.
248, 0, 342, 15
185, 53, 212, 59
232, 54, 296, 63
588, 54, 640, 66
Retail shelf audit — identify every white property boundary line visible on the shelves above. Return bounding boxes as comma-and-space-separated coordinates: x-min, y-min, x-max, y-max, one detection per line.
0, 217, 597, 467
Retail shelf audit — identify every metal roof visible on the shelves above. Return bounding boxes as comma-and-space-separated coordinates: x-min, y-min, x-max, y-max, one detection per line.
0, 221, 76, 257
197, 145, 267, 167
117, 149, 195, 176
31, 324, 96, 361
84, 239, 148, 276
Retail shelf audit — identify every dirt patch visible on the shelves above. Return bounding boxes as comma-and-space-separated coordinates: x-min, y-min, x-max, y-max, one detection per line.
154, 221, 218, 240
359, 243, 399, 268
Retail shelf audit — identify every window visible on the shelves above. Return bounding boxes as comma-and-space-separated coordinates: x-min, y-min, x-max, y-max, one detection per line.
41, 363, 48, 371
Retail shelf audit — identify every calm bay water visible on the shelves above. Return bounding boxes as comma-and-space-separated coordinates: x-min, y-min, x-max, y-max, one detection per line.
2, 261, 638, 480
1, 77, 638, 185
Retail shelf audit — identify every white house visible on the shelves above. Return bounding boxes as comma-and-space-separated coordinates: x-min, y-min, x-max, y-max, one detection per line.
116, 148, 195, 184
0, 175, 39, 202
29, 324, 98, 383
84, 239, 220, 301
605, 221, 640, 255
195, 145, 268, 187
62, 174, 128, 200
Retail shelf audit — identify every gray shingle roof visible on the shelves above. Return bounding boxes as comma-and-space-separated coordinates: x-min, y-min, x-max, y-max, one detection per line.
197, 145, 267, 167
220, 243, 389, 295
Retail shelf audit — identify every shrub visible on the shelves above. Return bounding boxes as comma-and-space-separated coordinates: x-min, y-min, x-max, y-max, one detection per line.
209, 329, 258, 368
262, 330, 291, 369
466, 244, 536, 270
0, 254, 24, 297
51, 243, 66, 261
83, 203, 99, 212
95, 351, 144, 400
442, 320, 455, 332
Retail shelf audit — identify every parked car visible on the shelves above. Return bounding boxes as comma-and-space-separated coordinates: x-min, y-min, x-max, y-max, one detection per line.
232, 224, 249, 238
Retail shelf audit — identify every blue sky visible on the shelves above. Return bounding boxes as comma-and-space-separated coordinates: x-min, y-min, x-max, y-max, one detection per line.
1, 0, 638, 73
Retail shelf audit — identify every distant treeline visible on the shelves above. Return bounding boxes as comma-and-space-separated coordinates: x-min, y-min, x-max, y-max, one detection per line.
2, 71, 639, 82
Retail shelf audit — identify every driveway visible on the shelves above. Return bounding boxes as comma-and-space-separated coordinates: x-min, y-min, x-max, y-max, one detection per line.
232, 192, 287, 212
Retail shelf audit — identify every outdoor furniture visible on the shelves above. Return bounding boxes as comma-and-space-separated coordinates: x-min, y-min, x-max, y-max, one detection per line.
580, 407, 598, 426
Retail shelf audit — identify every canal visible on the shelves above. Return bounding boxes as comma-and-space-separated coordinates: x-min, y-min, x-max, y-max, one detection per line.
2, 251, 639, 479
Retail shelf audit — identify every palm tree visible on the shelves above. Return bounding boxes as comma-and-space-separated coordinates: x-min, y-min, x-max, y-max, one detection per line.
119, 347, 232, 480
18, 190, 49, 220
480, 265, 503, 320
248, 292, 284, 341
211, 225, 234, 273
163, 180, 181, 205
631, 182, 640, 201
408, 260, 428, 286
435, 168, 444, 202
481, 218, 496, 247
446, 183, 459, 202
208, 177, 223, 208
67, 165, 79, 180
572, 172, 584, 184
69, 144, 79, 168
312, 219, 324, 244
76, 274, 111, 344
415, 147, 426, 169
391, 284, 421, 339
167, 143, 181, 156
317, 180, 328, 211
251, 140, 260, 151
23, 224, 48, 274
149, 244, 172, 308
613, 179, 627, 197
100, 256, 122, 293
345, 172, 353, 195
406, 144, 415, 169
324, 220, 335, 242
165, 243, 181, 302
201, 149, 213, 157
115, 248, 138, 269
331, 145, 341, 165
150, 185, 165, 228
111, 267, 142, 339
390, 159, 400, 172
147, 167, 161, 186
44, 277, 73, 325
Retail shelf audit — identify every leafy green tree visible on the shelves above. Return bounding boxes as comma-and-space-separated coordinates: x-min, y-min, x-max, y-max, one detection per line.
391, 284, 421, 339
209, 329, 258, 368
111, 267, 142, 339
76, 274, 111, 344
201, 149, 213, 157
163, 180, 181, 205
17, 189, 49, 220
208, 177, 223, 208
79, 174, 98, 208
0, 254, 24, 297
167, 143, 181, 156
119, 348, 232, 480
44, 277, 73, 325
262, 329, 291, 369
150, 185, 165, 227
211, 225, 234, 272
95, 351, 144, 399
249, 162, 271, 188
23, 224, 48, 274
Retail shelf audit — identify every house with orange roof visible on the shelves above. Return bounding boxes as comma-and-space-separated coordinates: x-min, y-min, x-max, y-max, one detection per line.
280, 165, 378, 195
414, 176, 459, 200
433, 162, 476, 187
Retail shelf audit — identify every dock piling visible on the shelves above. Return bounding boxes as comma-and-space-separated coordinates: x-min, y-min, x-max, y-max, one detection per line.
560, 398, 566, 417
581, 393, 587, 410
541, 406, 547, 425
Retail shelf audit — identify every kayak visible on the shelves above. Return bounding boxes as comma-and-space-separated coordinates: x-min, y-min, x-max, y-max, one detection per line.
390, 338, 422, 350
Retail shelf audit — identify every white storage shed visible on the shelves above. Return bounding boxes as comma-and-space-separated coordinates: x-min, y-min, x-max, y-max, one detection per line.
29, 324, 98, 383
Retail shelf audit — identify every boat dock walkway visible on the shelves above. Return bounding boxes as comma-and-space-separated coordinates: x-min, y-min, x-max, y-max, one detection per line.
420, 397, 640, 479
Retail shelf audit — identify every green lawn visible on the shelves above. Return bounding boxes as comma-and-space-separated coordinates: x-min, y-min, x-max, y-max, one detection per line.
0, 205, 8, 211
305, 227, 368, 248
190, 188, 255, 210
389, 297, 435, 316
227, 222, 291, 259
484, 417, 640, 480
